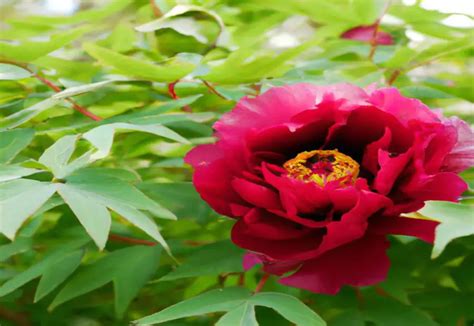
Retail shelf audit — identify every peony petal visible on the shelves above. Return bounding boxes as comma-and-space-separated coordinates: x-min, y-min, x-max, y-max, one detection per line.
369, 216, 439, 243
280, 235, 390, 294
232, 177, 282, 210
442, 117, 474, 173
341, 25, 394, 45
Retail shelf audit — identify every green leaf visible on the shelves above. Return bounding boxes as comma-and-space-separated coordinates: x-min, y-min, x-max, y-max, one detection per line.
0, 97, 59, 130
34, 250, 84, 302
57, 184, 111, 250
0, 179, 56, 239
419, 201, 474, 258
216, 302, 258, 326
410, 36, 473, 68
365, 294, 438, 326
65, 173, 176, 220
0, 128, 34, 163
0, 238, 88, 297
83, 43, 196, 82
83, 122, 189, 161
0, 64, 32, 80
0, 237, 32, 262
249, 292, 326, 326
0, 165, 40, 182
0, 27, 88, 62
160, 240, 244, 281
136, 4, 226, 46
39, 135, 78, 179
135, 287, 252, 324
50, 245, 161, 316
52, 80, 115, 100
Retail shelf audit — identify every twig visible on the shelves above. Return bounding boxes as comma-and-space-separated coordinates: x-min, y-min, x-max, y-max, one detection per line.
149, 0, 162, 17
254, 273, 270, 293
167, 80, 192, 112
387, 69, 401, 85
201, 80, 228, 100
0, 59, 102, 121
368, 0, 392, 61
108, 233, 157, 246
0, 305, 32, 326
33, 74, 102, 121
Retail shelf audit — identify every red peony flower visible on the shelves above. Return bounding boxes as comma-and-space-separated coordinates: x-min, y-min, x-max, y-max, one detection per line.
185, 83, 473, 294
341, 24, 394, 45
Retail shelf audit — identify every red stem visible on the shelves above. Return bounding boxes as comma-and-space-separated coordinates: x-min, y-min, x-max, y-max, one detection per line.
34, 74, 102, 121
108, 234, 157, 246
149, 0, 162, 17
167, 80, 192, 112
368, 0, 392, 61
254, 273, 270, 293
387, 69, 401, 85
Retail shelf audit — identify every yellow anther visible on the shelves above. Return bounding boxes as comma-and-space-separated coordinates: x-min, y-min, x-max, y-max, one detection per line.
283, 149, 359, 186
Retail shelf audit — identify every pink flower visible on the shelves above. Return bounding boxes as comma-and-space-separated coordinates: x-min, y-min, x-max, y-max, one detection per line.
341, 25, 394, 45
185, 83, 473, 294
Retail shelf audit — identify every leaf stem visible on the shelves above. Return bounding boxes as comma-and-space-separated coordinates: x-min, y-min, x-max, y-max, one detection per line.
254, 273, 270, 293
387, 69, 401, 85
0, 305, 32, 326
201, 80, 228, 100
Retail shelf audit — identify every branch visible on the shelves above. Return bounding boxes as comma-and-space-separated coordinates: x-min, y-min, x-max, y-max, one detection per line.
108, 233, 157, 246
387, 69, 401, 85
201, 80, 228, 100
368, 0, 392, 61
167, 80, 192, 112
254, 273, 270, 293
0, 59, 102, 121
150, 0, 162, 18
0, 305, 32, 326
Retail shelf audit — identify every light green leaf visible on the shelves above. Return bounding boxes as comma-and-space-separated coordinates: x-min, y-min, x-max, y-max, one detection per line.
39, 135, 78, 179
410, 37, 473, 68
52, 80, 115, 100
0, 165, 40, 182
0, 179, 56, 239
83, 43, 196, 82
0, 128, 35, 163
160, 240, 244, 281
34, 250, 84, 302
216, 302, 258, 326
249, 292, 326, 326
136, 4, 226, 46
0, 97, 59, 130
135, 287, 252, 324
419, 201, 474, 258
109, 202, 170, 254
0, 27, 88, 62
83, 122, 189, 160
0, 64, 32, 80
50, 245, 161, 317
57, 184, 111, 250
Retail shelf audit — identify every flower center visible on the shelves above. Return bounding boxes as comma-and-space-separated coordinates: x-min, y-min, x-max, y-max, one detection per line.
283, 149, 359, 186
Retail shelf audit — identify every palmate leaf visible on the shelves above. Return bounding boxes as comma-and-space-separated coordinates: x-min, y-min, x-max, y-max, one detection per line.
0, 179, 56, 239
0, 237, 88, 298
135, 288, 325, 325
0, 128, 34, 163
160, 240, 244, 281
419, 201, 474, 258
50, 245, 161, 317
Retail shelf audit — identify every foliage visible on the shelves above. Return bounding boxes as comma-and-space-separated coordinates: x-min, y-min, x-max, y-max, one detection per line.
0, 0, 472, 325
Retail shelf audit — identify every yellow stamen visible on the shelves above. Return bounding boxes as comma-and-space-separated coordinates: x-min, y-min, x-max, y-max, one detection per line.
283, 149, 359, 186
